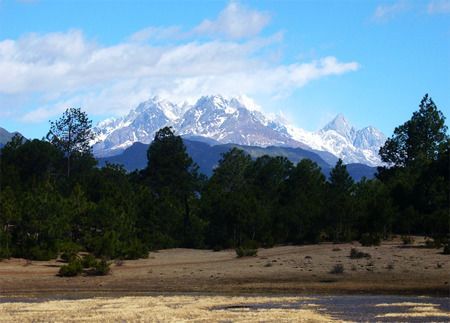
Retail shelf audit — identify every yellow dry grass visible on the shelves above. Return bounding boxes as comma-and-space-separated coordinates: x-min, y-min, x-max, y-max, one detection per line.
375, 302, 450, 319
0, 295, 338, 322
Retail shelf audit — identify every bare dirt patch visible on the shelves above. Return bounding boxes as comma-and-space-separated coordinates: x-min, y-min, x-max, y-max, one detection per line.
0, 237, 448, 297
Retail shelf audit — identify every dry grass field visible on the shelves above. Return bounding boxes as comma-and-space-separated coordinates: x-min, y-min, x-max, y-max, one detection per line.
0, 236, 448, 297
0, 295, 335, 322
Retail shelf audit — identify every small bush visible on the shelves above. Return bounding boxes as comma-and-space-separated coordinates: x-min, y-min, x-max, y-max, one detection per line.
60, 252, 79, 263
350, 248, 371, 259
58, 260, 83, 277
27, 246, 57, 261
58, 241, 82, 262
443, 242, 450, 255
330, 264, 344, 274
401, 235, 414, 245
0, 246, 11, 260
93, 259, 111, 276
81, 254, 97, 268
235, 247, 257, 258
424, 238, 442, 249
359, 233, 380, 246
386, 263, 394, 270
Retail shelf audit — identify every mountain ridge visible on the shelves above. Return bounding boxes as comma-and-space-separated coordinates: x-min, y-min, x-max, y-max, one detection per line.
97, 138, 377, 181
92, 95, 386, 166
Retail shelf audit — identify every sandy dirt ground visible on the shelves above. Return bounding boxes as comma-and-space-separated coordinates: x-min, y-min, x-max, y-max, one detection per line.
0, 237, 449, 297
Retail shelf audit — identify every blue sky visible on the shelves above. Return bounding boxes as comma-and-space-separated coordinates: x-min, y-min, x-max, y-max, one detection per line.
0, 0, 449, 139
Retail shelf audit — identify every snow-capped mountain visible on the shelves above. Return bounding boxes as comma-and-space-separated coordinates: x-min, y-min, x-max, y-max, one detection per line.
92, 95, 386, 166
93, 97, 187, 157
176, 95, 306, 149
286, 114, 386, 166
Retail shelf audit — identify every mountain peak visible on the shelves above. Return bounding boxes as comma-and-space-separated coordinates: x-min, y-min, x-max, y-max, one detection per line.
93, 94, 385, 166
322, 113, 355, 140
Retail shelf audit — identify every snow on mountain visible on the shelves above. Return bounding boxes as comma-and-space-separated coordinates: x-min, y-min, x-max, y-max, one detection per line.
287, 114, 386, 166
92, 95, 386, 166
93, 97, 179, 157
176, 95, 305, 148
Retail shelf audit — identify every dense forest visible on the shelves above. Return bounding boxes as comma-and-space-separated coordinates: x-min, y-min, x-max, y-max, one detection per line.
0, 94, 448, 261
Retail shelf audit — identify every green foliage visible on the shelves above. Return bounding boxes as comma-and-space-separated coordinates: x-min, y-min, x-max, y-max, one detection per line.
58, 259, 83, 277
145, 127, 203, 248
92, 259, 111, 276
46, 107, 95, 177
327, 159, 355, 243
58, 241, 82, 263
58, 255, 110, 277
81, 254, 97, 268
235, 247, 258, 258
380, 94, 447, 167
0, 98, 447, 263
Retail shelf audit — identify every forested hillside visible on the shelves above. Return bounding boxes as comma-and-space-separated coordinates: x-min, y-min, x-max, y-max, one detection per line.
0, 95, 448, 261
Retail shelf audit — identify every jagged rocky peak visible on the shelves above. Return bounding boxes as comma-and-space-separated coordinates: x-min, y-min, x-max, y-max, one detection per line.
322, 113, 356, 141
139, 96, 188, 121
92, 94, 386, 166
353, 126, 386, 149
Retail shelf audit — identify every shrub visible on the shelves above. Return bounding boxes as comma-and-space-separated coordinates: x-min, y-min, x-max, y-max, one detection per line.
27, 246, 57, 261
235, 247, 257, 258
93, 259, 111, 276
401, 235, 414, 245
121, 240, 149, 260
359, 233, 381, 246
81, 254, 97, 268
329, 264, 344, 274
0, 246, 11, 260
443, 241, 450, 255
58, 241, 82, 262
350, 248, 371, 259
424, 238, 442, 249
58, 260, 83, 277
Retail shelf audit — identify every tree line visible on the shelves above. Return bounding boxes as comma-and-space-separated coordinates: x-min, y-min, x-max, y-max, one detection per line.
0, 94, 448, 260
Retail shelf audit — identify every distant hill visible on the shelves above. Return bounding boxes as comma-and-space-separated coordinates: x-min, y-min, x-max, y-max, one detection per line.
98, 138, 377, 181
0, 127, 22, 149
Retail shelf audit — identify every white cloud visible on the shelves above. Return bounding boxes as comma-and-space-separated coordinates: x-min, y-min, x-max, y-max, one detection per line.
427, 0, 450, 14
129, 26, 183, 42
1, 2, 360, 124
194, 1, 271, 39
372, 1, 409, 22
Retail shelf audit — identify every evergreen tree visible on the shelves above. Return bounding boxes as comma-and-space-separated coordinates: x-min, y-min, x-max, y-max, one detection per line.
327, 159, 355, 242
379, 94, 448, 167
145, 127, 203, 247
201, 148, 253, 248
277, 159, 326, 244
47, 108, 95, 177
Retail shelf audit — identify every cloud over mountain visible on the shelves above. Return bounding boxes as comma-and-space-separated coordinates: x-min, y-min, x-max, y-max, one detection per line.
0, 2, 359, 125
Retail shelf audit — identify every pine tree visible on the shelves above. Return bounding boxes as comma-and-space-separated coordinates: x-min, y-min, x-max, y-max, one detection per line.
379, 94, 448, 167
47, 108, 95, 177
